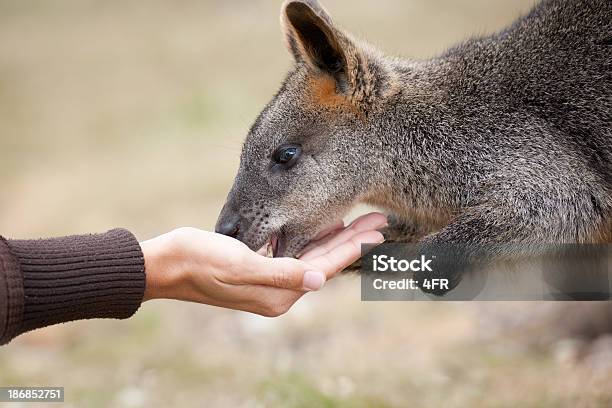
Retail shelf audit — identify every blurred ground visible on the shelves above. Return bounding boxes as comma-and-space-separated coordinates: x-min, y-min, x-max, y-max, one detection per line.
1, 1, 611, 407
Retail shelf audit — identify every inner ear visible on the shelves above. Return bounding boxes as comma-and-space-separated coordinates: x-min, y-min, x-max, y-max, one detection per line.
285, 2, 346, 76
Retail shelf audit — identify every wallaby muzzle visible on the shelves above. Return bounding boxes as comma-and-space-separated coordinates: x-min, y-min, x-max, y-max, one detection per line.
216, 196, 294, 258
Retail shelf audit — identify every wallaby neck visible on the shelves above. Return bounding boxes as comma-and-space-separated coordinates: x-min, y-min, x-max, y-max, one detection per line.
361, 57, 467, 224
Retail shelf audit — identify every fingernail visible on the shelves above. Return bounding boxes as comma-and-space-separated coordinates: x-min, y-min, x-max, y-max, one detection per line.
303, 271, 326, 291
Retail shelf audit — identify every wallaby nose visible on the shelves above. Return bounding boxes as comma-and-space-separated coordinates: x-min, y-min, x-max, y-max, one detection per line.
215, 214, 241, 238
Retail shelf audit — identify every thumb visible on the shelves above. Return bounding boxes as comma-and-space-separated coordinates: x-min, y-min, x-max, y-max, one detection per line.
247, 257, 327, 291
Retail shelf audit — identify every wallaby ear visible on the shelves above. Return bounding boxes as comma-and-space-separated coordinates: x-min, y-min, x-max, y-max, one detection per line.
281, 0, 349, 84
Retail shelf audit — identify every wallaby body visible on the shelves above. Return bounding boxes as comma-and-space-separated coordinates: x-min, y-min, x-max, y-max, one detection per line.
217, 0, 611, 290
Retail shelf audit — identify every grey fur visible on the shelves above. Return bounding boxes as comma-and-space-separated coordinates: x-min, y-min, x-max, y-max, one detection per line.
217, 0, 612, 287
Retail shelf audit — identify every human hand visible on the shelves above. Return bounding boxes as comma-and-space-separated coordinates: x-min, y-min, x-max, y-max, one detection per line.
140, 212, 386, 316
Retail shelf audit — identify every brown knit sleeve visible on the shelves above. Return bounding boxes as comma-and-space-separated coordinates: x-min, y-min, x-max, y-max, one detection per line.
0, 236, 25, 346
0, 229, 145, 345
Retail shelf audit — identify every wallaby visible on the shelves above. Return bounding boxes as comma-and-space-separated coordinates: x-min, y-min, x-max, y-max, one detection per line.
216, 0, 612, 292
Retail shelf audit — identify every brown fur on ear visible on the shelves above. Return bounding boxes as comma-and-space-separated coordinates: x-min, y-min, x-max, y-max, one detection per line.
281, 0, 335, 65
593, 218, 612, 243
281, 0, 387, 112
307, 74, 359, 114
280, 1, 359, 90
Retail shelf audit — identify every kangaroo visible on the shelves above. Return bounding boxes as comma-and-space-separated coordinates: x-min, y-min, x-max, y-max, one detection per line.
216, 0, 612, 292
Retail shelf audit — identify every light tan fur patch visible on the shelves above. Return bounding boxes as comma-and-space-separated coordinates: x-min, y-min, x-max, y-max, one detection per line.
307, 74, 354, 112
594, 218, 612, 243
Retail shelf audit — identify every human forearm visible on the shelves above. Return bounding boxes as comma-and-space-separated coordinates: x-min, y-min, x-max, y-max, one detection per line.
0, 229, 145, 345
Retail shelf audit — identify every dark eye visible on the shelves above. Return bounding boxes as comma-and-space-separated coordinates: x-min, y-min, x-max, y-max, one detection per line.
272, 144, 302, 167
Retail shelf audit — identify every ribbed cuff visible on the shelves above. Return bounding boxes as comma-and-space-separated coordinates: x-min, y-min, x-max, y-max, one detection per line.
3, 229, 145, 344
0, 237, 25, 345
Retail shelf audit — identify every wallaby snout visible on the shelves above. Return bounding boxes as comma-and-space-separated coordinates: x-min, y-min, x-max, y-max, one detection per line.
215, 206, 241, 238
215, 192, 316, 258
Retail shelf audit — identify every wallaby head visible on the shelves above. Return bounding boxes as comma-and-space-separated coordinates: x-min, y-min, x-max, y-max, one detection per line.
216, 0, 392, 257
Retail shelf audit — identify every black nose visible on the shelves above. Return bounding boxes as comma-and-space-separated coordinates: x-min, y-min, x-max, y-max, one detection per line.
215, 214, 241, 238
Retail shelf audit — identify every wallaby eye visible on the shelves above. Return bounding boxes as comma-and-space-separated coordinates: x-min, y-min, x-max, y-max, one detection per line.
272, 144, 302, 168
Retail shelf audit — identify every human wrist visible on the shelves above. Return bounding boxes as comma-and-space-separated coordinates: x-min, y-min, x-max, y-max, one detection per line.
140, 233, 185, 302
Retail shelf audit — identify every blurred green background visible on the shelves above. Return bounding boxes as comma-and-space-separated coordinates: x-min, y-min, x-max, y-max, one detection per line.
1, 1, 611, 407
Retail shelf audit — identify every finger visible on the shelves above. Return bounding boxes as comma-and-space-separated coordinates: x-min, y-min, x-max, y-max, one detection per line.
299, 227, 343, 256
299, 214, 378, 260
300, 212, 387, 262
306, 230, 385, 279
298, 221, 345, 255
242, 256, 327, 291
312, 220, 345, 240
